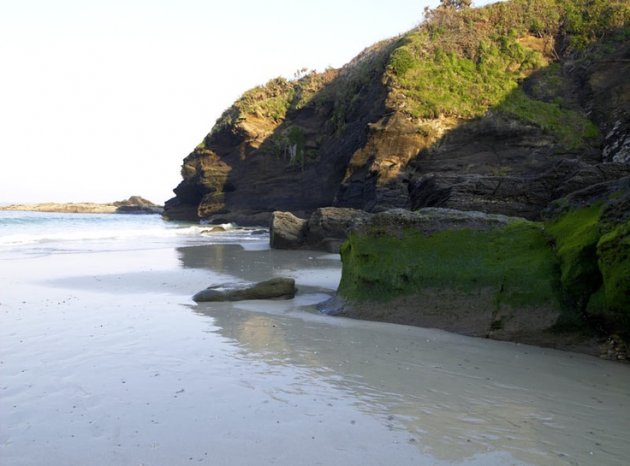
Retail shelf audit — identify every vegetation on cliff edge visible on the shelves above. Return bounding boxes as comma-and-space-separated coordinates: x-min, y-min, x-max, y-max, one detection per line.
208, 69, 339, 138
193, 0, 628, 158
385, 0, 628, 148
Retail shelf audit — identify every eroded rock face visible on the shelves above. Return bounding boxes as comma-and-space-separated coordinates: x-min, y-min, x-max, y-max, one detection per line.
334, 189, 630, 354
587, 41, 630, 164
335, 207, 565, 345
192, 277, 297, 302
408, 159, 630, 220
164, 23, 629, 225
163, 45, 392, 223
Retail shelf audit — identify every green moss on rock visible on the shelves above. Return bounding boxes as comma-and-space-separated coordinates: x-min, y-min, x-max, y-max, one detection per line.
337, 196, 629, 341
597, 220, 630, 335
545, 203, 603, 310
498, 89, 599, 149
339, 221, 560, 311
545, 182, 630, 336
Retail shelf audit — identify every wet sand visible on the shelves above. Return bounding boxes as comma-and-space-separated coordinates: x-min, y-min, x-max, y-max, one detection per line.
1, 240, 630, 465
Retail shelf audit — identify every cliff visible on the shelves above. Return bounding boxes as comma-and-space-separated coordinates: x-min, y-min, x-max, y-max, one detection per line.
164, 0, 630, 224
168, 0, 630, 356
334, 176, 629, 357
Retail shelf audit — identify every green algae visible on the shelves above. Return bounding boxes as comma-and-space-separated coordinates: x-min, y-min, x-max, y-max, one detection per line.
339, 222, 560, 310
545, 203, 603, 310
545, 201, 630, 336
339, 200, 629, 337
597, 220, 630, 335
498, 89, 599, 149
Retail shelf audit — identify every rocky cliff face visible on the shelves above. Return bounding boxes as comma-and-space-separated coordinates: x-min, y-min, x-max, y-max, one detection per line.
333, 176, 630, 356
165, 0, 630, 356
164, 0, 630, 225
163, 45, 393, 224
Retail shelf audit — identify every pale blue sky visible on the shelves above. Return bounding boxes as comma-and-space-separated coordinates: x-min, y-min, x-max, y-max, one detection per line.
0, 0, 498, 204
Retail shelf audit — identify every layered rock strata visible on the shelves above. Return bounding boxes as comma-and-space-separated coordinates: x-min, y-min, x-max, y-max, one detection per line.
164, 2, 629, 225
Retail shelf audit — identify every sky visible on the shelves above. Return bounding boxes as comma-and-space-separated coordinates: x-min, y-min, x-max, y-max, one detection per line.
0, 0, 498, 204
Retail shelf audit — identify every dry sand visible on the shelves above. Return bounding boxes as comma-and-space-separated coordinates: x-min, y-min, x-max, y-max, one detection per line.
1, 240, 630, 465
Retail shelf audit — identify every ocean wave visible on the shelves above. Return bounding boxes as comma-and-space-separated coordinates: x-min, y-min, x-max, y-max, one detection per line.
0, 211, 270, 248
0, 210, 270, 252
0, 225, 268, 246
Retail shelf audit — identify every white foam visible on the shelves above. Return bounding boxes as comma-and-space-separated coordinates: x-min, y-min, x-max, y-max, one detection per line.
0, 212, 269, 251
0, 226, 270, 251
0, 226, 187, 246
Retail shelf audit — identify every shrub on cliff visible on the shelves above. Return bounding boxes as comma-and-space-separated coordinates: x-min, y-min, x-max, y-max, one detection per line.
384, 0, 628, 148
209, 70, 338, 137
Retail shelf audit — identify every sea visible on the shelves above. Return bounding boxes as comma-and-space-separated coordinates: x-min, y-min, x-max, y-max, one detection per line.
0, 210, 266, 253
1, 211, 630, 466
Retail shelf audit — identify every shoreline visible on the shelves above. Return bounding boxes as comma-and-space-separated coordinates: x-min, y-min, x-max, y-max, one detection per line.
2, 234, 630, 465
330, 296, 613, 360
4, 207, 623, 362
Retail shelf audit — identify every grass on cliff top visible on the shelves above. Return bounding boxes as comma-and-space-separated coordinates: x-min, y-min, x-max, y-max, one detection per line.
339, 222, 560, 309
387, 31, 545, 119
201, 0, 628, 148
384, 0, 629, 148
207, 37, 396, 141
209, 70, 338, 136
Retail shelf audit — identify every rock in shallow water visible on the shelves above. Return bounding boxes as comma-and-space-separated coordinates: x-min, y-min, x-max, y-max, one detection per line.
193, 277, 297, 302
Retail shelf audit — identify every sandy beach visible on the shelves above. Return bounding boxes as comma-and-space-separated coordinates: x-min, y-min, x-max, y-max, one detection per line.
3, 1, 629, 463
1, 228, 630, 465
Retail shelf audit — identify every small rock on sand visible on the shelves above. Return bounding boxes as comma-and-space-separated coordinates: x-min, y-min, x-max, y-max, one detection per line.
193, 277, 297, 302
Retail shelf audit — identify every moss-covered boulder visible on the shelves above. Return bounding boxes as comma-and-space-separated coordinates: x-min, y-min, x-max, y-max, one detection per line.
598, 221, 630, 330
336, 208, 564, 343
545, 177, 630, 338
544, 203, 602, 311
333, 183, 630, 355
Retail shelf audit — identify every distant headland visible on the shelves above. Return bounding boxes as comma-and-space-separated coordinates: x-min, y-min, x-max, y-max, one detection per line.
0, 196, 163, 214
